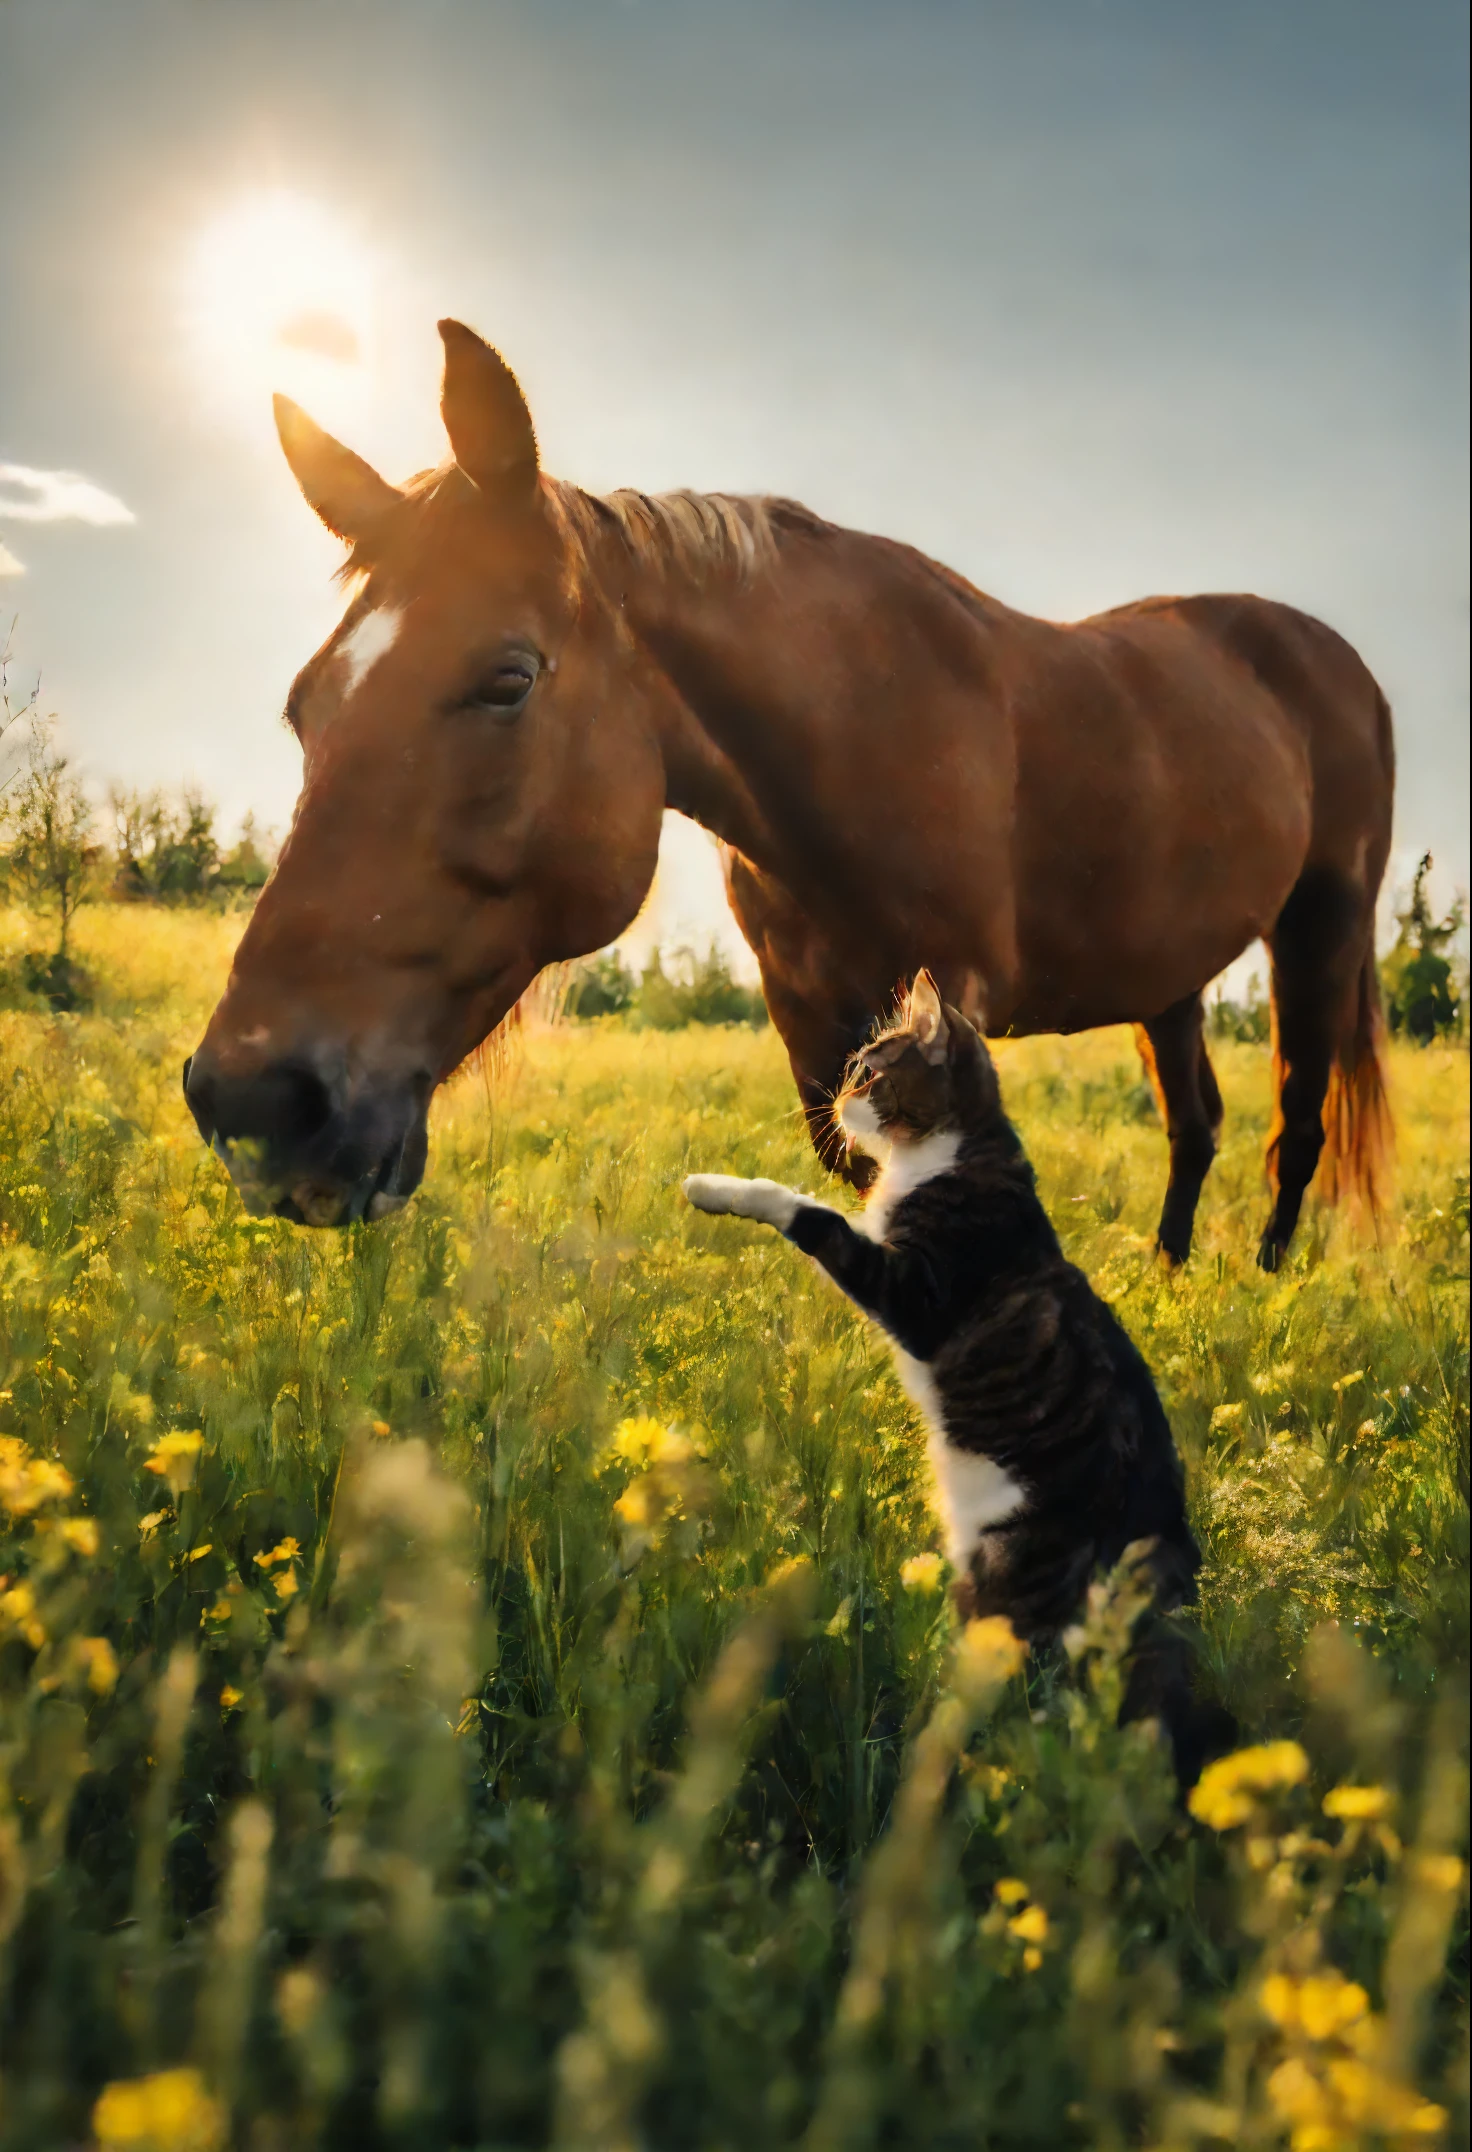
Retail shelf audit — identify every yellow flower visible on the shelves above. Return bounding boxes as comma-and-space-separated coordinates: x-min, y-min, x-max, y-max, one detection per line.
1187, 1741, 1310, 1830
954, 1615, 1028, 1691
1209, 1401, 1245, 1428
1330, 1370, 1364, 1394
143, 1432, 205, 1494
1267, 2055, 1331, 2130
92, 2065, 225, 2150
1008, 1903, 1049, 1946
1021, 1944, 1044, 1973
900, 1552, 945, 1594
273, 1569, 299, 1602
608, 1415, 693, 1470
138, 1510, 171, 1537
0, 1441, 75, 1516
1411, 1852, 1465, 1895
220, 1685, 243, 1711
254, 1537, 301, 1570
55, 1515, 99, 1556
74, 1636, 119, 1695
1263, 1969, 1369, 2042
0, 1582, 46, 1650
1322, 1783, 1392, 1822
993, 1878, 1030, 1907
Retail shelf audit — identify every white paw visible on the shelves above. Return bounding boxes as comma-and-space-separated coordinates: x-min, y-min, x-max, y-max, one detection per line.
682, 1174, 799, 1229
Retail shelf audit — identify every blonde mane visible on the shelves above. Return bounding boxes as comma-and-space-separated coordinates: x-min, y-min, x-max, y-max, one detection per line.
549, 479, 779, 583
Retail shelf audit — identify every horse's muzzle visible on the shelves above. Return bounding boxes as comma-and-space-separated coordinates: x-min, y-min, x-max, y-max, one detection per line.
182, 1049, 431, 1227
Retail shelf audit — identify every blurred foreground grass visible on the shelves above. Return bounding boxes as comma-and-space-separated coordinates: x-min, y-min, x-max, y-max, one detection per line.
0, 904, 1466, 2150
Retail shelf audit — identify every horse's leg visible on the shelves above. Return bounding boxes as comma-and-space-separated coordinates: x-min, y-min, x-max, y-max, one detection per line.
1257, 869, 1368, 1271
721, 849, 879, 1187
1137, 993, 1220, 1265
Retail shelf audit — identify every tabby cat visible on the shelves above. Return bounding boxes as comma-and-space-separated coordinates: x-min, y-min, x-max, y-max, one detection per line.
683, 970, 1230, 1783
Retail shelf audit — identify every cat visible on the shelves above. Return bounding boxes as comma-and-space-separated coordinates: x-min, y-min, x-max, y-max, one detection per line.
682, 969, 1231, 1785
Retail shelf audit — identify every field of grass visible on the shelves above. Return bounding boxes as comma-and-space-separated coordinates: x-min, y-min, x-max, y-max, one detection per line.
0, 902, 1466, 2151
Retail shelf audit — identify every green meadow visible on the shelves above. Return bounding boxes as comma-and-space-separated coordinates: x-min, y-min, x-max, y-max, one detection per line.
0, 904, 1466, 2152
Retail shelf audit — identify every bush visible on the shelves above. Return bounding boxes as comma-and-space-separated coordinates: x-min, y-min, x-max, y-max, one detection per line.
1383, 855, 1466, 1045
0, 715, 99, 978
567, 944, 768, 1029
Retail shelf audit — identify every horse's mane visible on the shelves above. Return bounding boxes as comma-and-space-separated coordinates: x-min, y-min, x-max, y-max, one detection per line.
548, 479, 780, 583
335, 464, 794, 589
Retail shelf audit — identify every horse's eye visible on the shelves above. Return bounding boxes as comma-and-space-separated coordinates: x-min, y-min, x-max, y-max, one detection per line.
464, 659, 538, 715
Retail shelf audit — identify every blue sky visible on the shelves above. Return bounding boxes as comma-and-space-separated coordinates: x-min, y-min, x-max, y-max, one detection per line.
1, 0, 1466, 959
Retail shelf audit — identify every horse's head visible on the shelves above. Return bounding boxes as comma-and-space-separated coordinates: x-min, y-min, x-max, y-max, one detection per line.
185, 322, 668, 1225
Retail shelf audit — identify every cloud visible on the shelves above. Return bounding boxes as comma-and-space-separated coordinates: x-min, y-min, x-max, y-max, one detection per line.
0, 542, 24, 578
0, 463, 135, 526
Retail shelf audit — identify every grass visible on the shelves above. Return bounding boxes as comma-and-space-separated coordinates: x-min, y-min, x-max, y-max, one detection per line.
0, 902, 1466, 2151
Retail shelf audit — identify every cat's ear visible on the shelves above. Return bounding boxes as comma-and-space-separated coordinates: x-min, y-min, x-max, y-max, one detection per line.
908, 969, 950, 1064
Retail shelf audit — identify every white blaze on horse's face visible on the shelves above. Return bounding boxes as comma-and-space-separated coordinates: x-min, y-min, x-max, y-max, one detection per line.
338, 606, 403, 695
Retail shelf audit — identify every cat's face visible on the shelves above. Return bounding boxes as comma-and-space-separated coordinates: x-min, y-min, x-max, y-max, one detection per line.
834, 970, 1000, 1157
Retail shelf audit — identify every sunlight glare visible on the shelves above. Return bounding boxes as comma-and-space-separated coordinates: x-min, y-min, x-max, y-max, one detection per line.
184, 191, 378, 434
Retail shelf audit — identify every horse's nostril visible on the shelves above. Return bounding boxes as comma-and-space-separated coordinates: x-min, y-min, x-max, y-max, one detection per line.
190, 1058, 335, 1152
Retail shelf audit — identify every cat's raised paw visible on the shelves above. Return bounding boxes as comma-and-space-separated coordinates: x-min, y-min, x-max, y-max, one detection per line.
682, 1175, 801, 1229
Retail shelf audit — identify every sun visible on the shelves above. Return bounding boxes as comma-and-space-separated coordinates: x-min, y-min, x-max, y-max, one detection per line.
184, 190, 379, 433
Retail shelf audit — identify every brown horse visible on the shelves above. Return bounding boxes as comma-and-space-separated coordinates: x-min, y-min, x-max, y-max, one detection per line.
185, 320, 1394, 1268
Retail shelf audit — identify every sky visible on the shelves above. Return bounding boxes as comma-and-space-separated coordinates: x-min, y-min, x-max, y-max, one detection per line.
1, 0, 1467, 975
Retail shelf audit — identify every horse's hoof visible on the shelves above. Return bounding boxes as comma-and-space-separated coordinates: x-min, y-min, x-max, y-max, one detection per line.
1256, 1233, 1284, 1273
1155, 1238, 1188, 1271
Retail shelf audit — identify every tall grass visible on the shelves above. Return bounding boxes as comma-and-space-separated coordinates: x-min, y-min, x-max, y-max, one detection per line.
0, 905, 1465, 2150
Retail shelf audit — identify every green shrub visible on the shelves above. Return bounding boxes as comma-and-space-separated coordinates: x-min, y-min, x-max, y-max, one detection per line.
1383, 855, 1466, 1045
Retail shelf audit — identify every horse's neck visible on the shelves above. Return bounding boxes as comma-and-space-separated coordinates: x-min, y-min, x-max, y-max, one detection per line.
618, 547, 832, 878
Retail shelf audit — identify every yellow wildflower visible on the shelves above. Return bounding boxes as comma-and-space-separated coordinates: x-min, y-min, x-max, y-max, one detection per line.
1008, 1903, 1049, 1945
92, 2065, 225, 2150
993, 1878, 1030, 1907
1322, 1783, 1392, 1822
1411, 1852, 1465, 1895
254, 1537, 301, 1570
954, 1615, 1028, 1690
220, 1685, 243, 1711
1021, 1945, 1043, 1973
1330, 1370, 1364, 1394
899, 1552, 945, 1594
0, 1442, 75, 1516
1323, 2055, 1445, 2135
1209, 1401, 1245, 1428
1187, 1741, 1310, 1830
0, 1582, 45, 1650
138, 1510, 171, 1537
1261, 1969, 1369, 2041
74, 1635, 119, 1695
143, 1431, 205, 1494
56, 1515, 99, 1556
608, 1415, 693, 1470
273, 1569, 299, 1602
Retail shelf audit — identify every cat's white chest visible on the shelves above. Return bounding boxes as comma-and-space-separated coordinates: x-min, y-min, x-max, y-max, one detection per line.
859, 1128, 962, 1241
892, 1352, 1026, 1572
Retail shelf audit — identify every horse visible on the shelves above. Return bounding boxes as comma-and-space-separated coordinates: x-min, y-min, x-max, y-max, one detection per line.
184, 320, 1394, 1269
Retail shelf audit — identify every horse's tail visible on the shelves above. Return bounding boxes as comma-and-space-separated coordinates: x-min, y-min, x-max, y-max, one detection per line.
1309, 941, 1394, 1219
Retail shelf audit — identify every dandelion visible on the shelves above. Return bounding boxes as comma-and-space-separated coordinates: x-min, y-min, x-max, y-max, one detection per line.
143, 1431, 205, 1494
607, 1415, 694, 1470
0, 1439, 75, 1516
1410, 1852, 1465, 1895
92, 2066, 225, 2151
74, 1635, 119, 1695
1187, 1740, 1310, 1830
254, 1536, 301, 1570
900, 1551, 946, 1593
955, 1616, 1028, 1690
0, 1581, 45, 1650
1008, 1903, 1049, 1946
1322, 1783, 1392, 1822
1261, 1969, 1369, 2040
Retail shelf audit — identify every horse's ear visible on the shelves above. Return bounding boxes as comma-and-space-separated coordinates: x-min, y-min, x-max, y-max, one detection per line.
438, 320, 539, 501
908, 969, 950, 1063
273, 396, 402, 543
